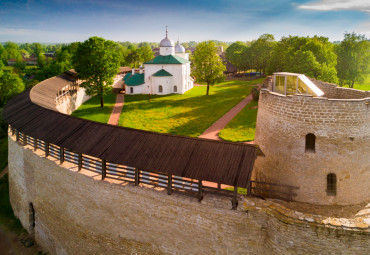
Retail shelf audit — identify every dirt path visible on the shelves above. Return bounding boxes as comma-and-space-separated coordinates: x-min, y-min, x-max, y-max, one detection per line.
199, 94, 253, 140
108, 93, 125, 126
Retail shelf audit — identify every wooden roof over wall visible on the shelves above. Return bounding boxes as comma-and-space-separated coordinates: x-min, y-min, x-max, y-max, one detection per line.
3, 74, 258, 188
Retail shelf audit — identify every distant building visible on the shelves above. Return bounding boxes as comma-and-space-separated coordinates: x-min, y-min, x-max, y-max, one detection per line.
7, 52, 55, 66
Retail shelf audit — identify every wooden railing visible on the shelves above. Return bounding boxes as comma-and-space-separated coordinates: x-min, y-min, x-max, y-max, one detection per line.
249, 180, 299, 201
11, 127, 241, 209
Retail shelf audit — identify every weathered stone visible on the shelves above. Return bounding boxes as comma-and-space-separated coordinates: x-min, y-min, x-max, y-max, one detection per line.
7, 136, 370, 255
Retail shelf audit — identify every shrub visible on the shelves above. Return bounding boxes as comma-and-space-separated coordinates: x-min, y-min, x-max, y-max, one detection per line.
251, 87, 260, 101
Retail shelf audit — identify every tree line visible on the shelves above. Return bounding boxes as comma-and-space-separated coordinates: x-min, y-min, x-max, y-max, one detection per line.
225, 32, 370, 87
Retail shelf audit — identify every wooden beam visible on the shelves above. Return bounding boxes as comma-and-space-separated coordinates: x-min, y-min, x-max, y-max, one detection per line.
247, 181, 252, 197
34, 138, 38, 151
232, 186, 238, 210
45, 142, 49, 157
78, 154, 82, 171
167, 174, 172, 195
101, 159, 106, 180
135, 168, 139, 186
60, 147, 64, 164
16, 130, 19, 142
23, 134, 27, 146
198, 180, 203, 202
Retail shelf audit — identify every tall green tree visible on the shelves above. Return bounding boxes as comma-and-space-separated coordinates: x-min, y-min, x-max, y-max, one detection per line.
192, 41, 226, 95
4, 42, 22, 62
336, 32, 370, 88
0, 71, 25, 107
225, 41, 248, 72
139, 45, 154, 64
73, 36, 120, 107
267, 36, 338, 83
249, 34, 275, 73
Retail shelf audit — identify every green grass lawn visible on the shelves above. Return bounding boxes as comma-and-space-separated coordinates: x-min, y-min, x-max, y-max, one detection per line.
71, 92, 117, 123
198, 77, 264, 86
342, 74, 370, 91
219, 101, 258, 142
119, 82, 260, 137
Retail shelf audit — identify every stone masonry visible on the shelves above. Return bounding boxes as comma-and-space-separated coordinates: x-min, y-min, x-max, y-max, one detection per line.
8, 135, 370, 254
254, 77, 370, 205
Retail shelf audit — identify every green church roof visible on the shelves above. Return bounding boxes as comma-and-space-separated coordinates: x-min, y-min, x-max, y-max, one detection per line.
152, 69, 173, 77
124, 73, 145, 86
144, 55, 189, 65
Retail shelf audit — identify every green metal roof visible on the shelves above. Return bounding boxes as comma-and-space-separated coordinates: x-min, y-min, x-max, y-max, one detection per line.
124, 73, 145, 86
152, 69, 173, 77
144, 55, 189, 65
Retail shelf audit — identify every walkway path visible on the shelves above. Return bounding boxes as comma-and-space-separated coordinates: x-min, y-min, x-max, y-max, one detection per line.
108, 75, 125, 126
199, 94, 253, 140
108, 94, 124, 125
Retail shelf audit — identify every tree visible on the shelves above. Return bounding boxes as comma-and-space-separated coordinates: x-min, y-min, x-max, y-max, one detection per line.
139, 45, 154, 64
336, 32, 370, 87
4, 41, 22, 62
0, 71, 25, 107
225, 41, 248, 72
192, 41, 226, 95
37, 53, 46, 69
73, 36, 120, 107
267, 36, 338, 83
249, 34, 275, 73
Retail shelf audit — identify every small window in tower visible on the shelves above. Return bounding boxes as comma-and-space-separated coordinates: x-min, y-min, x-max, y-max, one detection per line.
174, 86, 177, 92
326, 173, 337, 196
130, 87, 133, 94
159, 85, 163, 93
305, 133, 316, 153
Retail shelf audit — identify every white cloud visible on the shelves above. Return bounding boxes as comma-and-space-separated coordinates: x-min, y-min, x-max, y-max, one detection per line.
355, 21, 370, 37
298, 0, 370, 13
0, 27, 88, 43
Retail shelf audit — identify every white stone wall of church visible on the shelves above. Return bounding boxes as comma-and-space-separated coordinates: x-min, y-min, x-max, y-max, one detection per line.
159, 46, 175, 56
144, 64, 191, 95
125, 84, 147, 95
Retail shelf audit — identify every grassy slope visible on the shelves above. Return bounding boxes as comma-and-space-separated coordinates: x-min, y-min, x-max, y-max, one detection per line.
71, 92, 117, 123
118, 79, 263, 137
0, 138, 7, 171
218, 100, 258, 142
0, 137, 24, 234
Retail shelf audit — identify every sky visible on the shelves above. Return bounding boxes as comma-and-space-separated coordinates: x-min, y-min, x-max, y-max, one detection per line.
0, 0, 369, 43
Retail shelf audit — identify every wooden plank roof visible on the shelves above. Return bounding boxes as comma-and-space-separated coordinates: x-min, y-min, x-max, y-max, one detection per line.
3, 76, 258, 188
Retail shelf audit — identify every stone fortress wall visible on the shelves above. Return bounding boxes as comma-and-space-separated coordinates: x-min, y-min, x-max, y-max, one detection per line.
8, 136, 370, 254
254, 77, 370, 205
6, 74, 370, 254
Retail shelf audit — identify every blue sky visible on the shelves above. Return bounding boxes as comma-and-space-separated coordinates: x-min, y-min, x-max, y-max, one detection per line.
0, 0, 369, 43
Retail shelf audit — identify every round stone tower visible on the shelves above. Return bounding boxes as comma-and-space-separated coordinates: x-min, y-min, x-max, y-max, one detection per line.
253, 73, 370, 205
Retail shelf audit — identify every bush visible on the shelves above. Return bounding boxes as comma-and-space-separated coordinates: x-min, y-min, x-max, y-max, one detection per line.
251, 87, 260, 101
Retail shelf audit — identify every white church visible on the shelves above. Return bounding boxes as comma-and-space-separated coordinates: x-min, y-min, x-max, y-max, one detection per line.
124, 29, 194, 95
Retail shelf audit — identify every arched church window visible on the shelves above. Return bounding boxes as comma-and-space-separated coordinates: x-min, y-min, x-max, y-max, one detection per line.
305, 133, 316, 152
130, 87, 133, 94
174, 86, 177, 92
326, 173, 337, 196
159, 85, 163, 93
